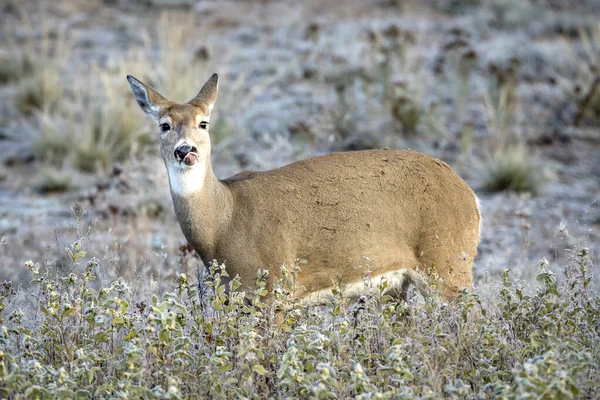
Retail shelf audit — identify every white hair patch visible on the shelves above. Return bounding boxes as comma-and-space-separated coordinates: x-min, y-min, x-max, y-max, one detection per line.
167, 162, 206, 196
301, 269, 410, 305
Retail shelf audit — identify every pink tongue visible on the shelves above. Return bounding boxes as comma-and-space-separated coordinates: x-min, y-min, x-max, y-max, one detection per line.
183, 153, 197, 166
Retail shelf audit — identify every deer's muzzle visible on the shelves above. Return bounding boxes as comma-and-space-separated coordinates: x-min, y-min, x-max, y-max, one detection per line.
174, 144, 198, 166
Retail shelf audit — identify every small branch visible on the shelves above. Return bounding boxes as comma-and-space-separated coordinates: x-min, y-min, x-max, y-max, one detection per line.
54, 228, 65, 273
196, 262, 208, 310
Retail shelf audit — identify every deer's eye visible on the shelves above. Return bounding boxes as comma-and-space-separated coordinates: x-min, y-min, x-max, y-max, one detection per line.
199, 121, 209, 130
159, 123, 171, 132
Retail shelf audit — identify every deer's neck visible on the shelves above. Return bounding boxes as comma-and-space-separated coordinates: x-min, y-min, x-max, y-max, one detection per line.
168, 160, 232, 262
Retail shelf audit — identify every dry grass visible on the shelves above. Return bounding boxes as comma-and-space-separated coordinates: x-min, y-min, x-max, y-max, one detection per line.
569, 24, 600, 126
73, 74, 152, 173
7, 20, 71, 115
34, 168, 76, 194
0, 50, 33, 84
15, 68, 64, 115
475, 70, 545, 195
544, 23, 600, 127
8, 11, 236, 175
28, 113, 72, 167
479, 144, 543, 195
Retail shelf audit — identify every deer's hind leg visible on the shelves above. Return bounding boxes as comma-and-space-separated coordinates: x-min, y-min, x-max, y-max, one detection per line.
416, 242, 475, 300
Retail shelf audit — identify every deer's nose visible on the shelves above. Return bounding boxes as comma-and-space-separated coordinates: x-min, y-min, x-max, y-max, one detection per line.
174, 144, 196, 161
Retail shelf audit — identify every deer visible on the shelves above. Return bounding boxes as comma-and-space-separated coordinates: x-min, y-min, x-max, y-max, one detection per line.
127, 73, 481, 303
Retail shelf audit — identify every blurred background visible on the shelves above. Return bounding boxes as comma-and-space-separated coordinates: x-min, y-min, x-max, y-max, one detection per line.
0, 0, 598, 290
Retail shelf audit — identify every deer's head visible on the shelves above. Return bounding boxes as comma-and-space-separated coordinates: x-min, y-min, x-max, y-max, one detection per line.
127, 73, 218, 195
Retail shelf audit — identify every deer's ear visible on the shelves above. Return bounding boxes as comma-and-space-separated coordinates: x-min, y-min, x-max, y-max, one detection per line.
126, 75, 169, 121
188, 73, 218, 114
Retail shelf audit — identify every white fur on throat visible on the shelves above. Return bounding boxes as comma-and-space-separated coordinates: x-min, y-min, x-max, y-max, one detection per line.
167, 163, 206, 196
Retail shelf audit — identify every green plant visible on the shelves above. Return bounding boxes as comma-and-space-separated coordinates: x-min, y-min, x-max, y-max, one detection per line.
0, 230, 598, 398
